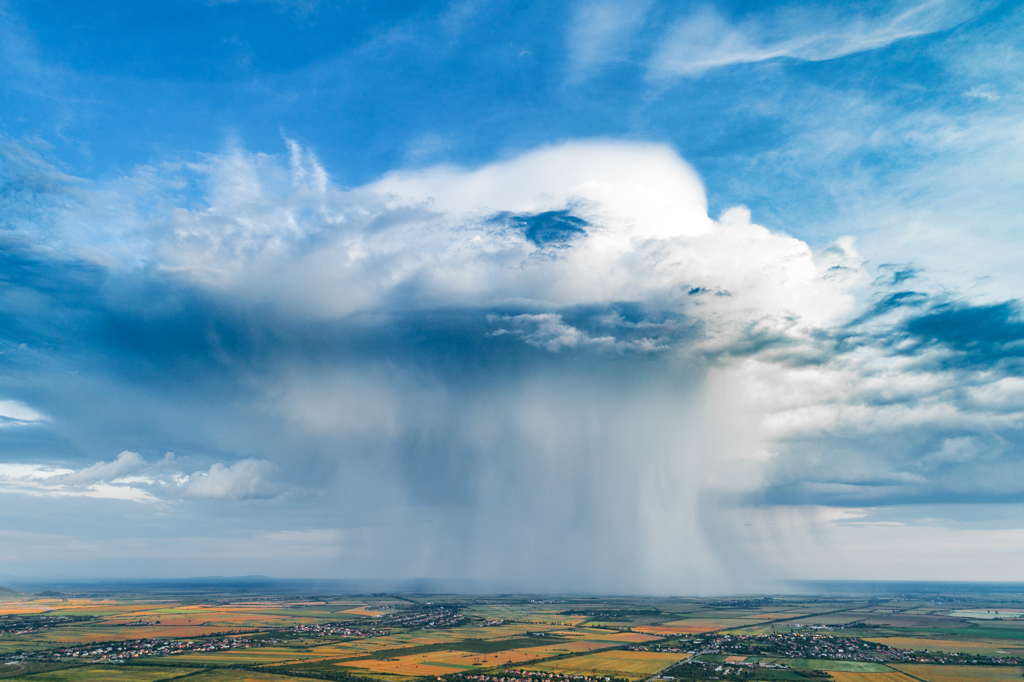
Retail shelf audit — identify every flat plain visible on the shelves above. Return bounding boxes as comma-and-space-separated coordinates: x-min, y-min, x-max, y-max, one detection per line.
1, 586, 1023, 682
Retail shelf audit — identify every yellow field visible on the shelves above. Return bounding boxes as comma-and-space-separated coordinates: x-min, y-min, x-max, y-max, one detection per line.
892, 664, 1024, 681
342, 606, 385, 617
0, 599, 85, 615
827, 673, 918, 682
865, 638, 1024, 656
337, 641, 609, 677
525, 650, 690, 679
338, 659, 463, 677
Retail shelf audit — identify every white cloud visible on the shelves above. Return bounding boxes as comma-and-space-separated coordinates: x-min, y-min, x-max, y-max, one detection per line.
648, 1, 978, 78
0, 454, 158, 502
131, 140, 863, 349
964, 84, 1000, 101
58, 450, 144, 485
9, 136, 864, 346
0, 452, 278, 504
0, 463, 72, 480
0, 399, 47, 424
491, 313, 608, 351
489, 313, 669, 353
184, 459, 277, 500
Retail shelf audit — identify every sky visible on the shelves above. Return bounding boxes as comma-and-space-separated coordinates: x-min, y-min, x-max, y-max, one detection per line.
0, 0, 1023, 593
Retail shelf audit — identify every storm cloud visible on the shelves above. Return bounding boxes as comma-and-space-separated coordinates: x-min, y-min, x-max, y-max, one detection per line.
0, 136, 1021, 589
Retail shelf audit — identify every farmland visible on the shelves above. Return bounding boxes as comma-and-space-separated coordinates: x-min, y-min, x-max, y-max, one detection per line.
862, 637, 1024, 656
892, 664, 1024, 681
824, 673, 919, 682
524, 650, 689, 678
0, 585, 1023, 681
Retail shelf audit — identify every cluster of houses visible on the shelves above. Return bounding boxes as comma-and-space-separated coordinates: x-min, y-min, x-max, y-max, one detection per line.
686, 632, 1023, 668
351, 606, 466, 630
2, 634, 259, 665
287, 623, 388, 637
0, 614, 79, 635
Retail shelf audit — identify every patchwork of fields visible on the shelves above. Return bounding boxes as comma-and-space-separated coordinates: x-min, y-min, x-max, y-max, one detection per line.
1, 591, 1023, 682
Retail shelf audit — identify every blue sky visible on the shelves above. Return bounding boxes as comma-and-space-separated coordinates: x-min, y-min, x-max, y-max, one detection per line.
1, 0, 1023, 592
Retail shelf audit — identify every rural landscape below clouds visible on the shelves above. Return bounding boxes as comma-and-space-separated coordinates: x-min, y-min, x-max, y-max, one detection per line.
1, 0, 1024, 679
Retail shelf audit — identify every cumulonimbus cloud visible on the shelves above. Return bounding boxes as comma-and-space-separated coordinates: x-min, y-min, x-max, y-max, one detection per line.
3, 135, 1024, 590
141, 140, 863, 345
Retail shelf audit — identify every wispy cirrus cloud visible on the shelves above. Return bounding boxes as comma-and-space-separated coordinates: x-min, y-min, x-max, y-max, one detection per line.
566, 0, 654, 81
648, 0, 980, 79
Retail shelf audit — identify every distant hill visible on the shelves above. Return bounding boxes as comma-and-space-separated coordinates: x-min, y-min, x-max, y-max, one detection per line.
0, 585, 20, 600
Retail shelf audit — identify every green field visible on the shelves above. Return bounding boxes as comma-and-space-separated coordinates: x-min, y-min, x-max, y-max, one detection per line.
0, 666, 204, 681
